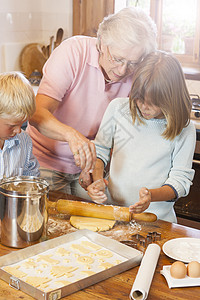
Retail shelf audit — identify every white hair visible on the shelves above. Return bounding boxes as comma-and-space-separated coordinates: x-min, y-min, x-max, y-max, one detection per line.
97, 7, 157, 56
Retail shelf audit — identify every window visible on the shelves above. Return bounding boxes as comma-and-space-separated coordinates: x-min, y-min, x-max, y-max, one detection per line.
115, 0, 200, 80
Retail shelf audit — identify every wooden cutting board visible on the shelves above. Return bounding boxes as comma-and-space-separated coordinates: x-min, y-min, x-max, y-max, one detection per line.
19, 43, 47, 78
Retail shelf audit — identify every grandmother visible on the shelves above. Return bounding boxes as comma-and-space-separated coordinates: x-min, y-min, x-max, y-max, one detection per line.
27, 7, 157, 194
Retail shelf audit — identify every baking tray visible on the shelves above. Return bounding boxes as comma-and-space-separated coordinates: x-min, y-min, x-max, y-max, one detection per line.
0, 229, 143, 300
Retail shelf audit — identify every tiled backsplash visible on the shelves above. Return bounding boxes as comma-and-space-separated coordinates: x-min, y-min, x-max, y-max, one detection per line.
1, 1, 200, 92
0, 0, 72, 72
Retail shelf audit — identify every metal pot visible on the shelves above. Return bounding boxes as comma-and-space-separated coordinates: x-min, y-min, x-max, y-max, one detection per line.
0, 176, 49, 248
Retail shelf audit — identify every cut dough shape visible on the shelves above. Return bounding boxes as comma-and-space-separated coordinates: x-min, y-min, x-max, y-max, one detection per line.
39, 283, 50, 290
56, 248, 70, 256
81, 240, 102, 251
70, 244, 91, 254
81, 270, 96, 276
99, 262, 114, 270
70, 216, 116, 232
25, 276, 51, 287
4, 266, 27, 278
37, 254, 60, 264
50, 266, 78, 277
96, 249, 113, 258
22, 261, 37, 268
115, 260, 122, 265
77, 256, 94, 264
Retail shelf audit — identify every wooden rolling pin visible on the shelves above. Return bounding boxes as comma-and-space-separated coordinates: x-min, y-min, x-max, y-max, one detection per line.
48, 199, 157, 222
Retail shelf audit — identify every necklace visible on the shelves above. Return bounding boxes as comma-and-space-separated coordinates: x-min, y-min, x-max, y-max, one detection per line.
104, 77, 113, 83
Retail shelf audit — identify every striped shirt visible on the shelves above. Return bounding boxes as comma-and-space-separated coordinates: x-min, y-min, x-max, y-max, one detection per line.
0, 131, 40, 179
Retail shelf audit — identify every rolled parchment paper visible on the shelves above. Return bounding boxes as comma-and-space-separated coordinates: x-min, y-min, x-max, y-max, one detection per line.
129, 243, 160, 300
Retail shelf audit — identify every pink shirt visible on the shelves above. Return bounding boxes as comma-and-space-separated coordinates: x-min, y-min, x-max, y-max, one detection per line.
27, 36, 133, 174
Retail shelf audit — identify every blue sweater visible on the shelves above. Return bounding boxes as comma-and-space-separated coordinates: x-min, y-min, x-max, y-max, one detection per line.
95, 98, 196, 222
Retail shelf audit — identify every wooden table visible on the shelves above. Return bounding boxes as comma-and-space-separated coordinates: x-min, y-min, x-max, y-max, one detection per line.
0, 199, 199, 300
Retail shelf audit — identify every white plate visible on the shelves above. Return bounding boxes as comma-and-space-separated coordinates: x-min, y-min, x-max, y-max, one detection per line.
162, 238, 200, 263
161, 265, 200, 288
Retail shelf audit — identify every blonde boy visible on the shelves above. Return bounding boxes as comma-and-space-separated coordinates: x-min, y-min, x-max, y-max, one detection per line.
0, 72, 39, 178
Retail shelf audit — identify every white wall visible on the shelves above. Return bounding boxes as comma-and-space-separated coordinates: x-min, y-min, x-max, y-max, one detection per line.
0, 0, 72, 72
0, 0, 199, 95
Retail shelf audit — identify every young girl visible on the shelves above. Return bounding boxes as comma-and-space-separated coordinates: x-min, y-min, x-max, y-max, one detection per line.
82, 51, 196, 223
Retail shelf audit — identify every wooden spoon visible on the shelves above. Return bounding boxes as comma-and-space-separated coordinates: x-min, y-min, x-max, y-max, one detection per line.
49, 35, 54, 56
55, 28, 64, 48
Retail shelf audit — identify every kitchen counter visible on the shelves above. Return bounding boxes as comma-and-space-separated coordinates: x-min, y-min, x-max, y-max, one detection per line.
0, 196, 199, 300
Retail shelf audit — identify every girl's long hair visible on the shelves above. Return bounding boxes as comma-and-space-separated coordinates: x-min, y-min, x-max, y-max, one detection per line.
129, 51, 192, 140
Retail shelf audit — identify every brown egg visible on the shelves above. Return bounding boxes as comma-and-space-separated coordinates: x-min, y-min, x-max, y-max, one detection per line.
187, 261, 200, 278
170, 261, 187, 279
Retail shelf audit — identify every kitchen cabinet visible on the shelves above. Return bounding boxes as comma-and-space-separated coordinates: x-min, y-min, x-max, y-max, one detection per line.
73, 0, 114, 36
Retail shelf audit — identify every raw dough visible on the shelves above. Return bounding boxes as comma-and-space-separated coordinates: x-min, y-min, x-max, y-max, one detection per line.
70, 244, 91, 254
37, 255, 59, 264
4, 266, 27, 278
22, 260, 37, 269
25, 276, 51, 287
70, 216, 116, 232
50, 266, 78, 277
56, 248, 70, 256
96, 250, 113, 258
2, 237, 124, 293
81, 241, 102, 251
81, 270, 96, 276
100, 262, 114, 270
77, 256, 94, 264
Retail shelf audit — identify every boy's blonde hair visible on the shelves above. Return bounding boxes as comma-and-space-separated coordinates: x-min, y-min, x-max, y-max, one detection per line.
0, 72, 35, 120
129, 51, 192, 140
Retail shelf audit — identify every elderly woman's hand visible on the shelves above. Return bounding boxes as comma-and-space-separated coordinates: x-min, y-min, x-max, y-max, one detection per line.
129, 187, 151, 214
87, 179, 107, 204
68, 129, 96, 172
